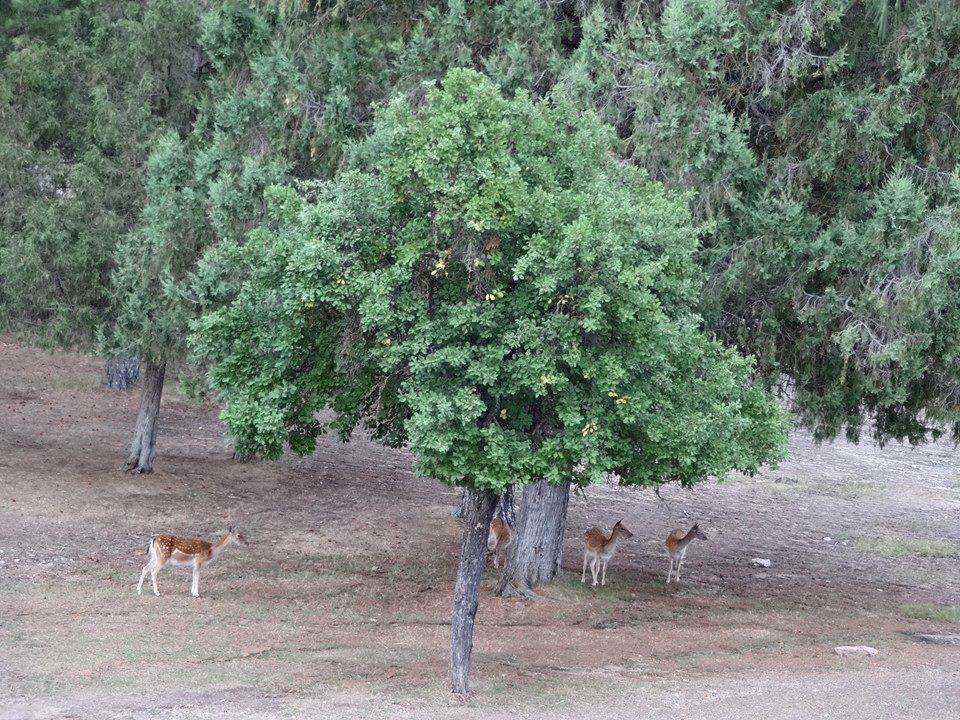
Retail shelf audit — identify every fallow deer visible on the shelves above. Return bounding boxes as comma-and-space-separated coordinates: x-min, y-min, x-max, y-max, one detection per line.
665, 523, 707, 583
487, 517, 512, 568
582, 519, 634, 587
136, 527, 246, 598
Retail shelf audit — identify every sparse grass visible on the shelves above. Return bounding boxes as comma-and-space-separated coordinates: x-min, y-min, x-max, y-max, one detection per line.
767, 477, 878, 499
48, 373, 101, 392
900, 604, 960, 623
541, 570, 639, 605
855, 536, 960, 559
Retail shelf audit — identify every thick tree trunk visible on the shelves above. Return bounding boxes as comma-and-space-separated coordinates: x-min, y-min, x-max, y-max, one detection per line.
456, 484, 514, 522
452, 488, 467, 519
124, 360, 165, 474
494, 484, 516, 526
449, 487, 496, 695
494, 479, 570, 598
105, 356, 140, 389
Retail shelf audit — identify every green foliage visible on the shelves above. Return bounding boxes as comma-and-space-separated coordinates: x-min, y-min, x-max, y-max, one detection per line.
101, 132, 206, 363
0, 0, 203, 347
552, 0, 960, 443
3, 0, 958, 448
192, 70, 787, 490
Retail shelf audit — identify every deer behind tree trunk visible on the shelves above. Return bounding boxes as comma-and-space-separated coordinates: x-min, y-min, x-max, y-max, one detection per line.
494, 478, 570, 598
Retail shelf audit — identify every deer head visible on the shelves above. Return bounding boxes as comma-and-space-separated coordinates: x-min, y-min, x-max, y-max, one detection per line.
689, 523, 707, 541
613, 519, 634, 539
227, 526, 248, 546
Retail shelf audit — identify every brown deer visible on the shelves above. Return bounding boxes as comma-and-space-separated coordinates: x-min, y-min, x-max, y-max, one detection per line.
487, 517, 512, 568
665, 523, 707, 583
582, 519, 634, 587
136, 527, 246, 597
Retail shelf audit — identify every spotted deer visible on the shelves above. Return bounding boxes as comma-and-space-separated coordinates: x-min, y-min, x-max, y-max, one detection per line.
487, 517, 512, 568
582, 519, 634, 587
665, 523, 707, 583
136, 527, 246, 597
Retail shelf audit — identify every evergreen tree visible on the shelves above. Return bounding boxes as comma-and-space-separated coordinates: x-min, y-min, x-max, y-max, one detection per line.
0, 0, 202, 346
101, 132, 206, 472
0, 1, 204, 472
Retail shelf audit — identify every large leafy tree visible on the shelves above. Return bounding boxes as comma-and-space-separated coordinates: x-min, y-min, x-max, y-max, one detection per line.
192, 70, 787, 693
186, 1, 959, 595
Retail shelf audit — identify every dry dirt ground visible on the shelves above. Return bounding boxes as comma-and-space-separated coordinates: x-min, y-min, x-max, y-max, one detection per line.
1, 337, 959, 719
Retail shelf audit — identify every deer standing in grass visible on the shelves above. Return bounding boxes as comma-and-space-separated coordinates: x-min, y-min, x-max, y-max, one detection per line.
136, 527, 246, 597
582, 519, 634, 587
665, 523, 707, 583
487, 517, 512, 568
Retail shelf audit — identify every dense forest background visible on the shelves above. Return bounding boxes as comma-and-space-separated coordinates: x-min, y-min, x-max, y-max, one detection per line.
2, 0, 959, 451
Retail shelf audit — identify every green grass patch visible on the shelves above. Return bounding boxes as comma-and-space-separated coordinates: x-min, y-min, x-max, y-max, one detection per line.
855, 536, 960, 559
539, 569, 641, 605
900, 604, 960, 623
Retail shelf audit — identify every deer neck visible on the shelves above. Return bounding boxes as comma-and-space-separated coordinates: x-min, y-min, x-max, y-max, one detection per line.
604, 532, 623, 554
679, 531, 699, 549
211, 535, 232, 557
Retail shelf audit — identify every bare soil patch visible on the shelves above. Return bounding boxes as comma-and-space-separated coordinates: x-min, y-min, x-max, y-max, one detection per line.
1, 337, 959, 719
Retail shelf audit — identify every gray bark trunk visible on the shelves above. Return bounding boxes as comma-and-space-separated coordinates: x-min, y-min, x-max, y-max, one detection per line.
494, 479, 570, 598
449, 487, 496, 695
452, 488, 467, 519
494, 484, 516, 526
124, 360, 165, 474
105, 356, 140, 389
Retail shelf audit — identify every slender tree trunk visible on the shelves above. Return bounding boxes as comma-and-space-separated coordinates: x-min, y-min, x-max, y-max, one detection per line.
124, 360, 165, 474
449, 487, 496, 695
494, 479, 570, 598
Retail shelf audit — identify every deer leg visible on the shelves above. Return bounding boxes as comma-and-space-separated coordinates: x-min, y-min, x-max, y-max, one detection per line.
591, 558, 599, 587
150, 556, 167, 596
676, 560, 682, 582
150, 566, 161, 596
667, 558, 673, 583
137, 561, 152, 595
582, 553, 588, 583
601, 559, 608, 586
191, 560, 200, 597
